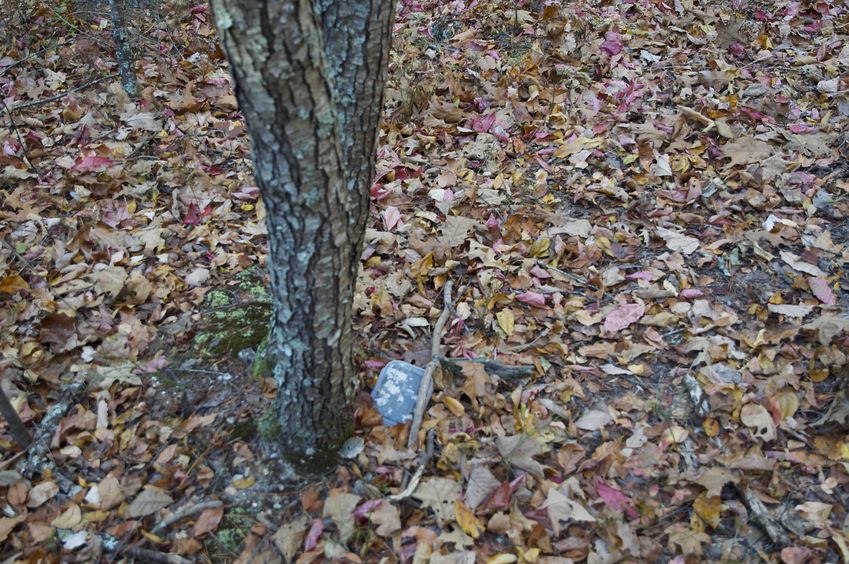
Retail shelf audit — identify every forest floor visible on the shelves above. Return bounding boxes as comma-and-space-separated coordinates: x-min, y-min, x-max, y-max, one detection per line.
2, 0, 849, 562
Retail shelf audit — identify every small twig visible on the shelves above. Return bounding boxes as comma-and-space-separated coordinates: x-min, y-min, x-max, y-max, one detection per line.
1, 99, 41, 178
9, 74, 118, 112
406, 281, 453, 451
390, 429, 434, 502
0, 375, 31, 448
676, 104, 716, 133
504, 327, 551, 353
151, 500, 223, 535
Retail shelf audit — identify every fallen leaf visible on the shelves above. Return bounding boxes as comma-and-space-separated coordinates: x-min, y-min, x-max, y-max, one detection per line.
455, 499, 484, 539
465, 465, 501, 510
575, 409, 613, 431
0, 273, 29, 294
414, 478, 461, 525
125, 486, 173, 519
808, 277, 837, 305
369, 501, 401, 537
0, 514, 26, 543
595, 479, 638, 519
656, 227, 699, 255
322, 492, 361, 543
693, 493, 721, 528
496, 309, 515, 337
603, 303, 645, 332
193, 505, 224, 536
780, 251, 826, 277
272, 515, 309, 563
496, 434, 546, 479
542, 487, 595, 536
27, 481, 59, 508
740, 403, 776, 442
51, 504, 82, 529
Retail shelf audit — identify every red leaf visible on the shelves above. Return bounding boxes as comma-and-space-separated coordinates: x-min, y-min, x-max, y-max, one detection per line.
516, 291, 547, 308
73, 156, 113, 172
595, 479, 637, 519
808, 276, 836, 305
600, 32, 623, 56
788, 123, 817, 134
680, 288, 704, 299
303, 518, 323, 551
625, 270, 658, 281
470, 112, 497, 133
353, 499, 382, 521
603, 303, 645, 333
184, 203, 212, 225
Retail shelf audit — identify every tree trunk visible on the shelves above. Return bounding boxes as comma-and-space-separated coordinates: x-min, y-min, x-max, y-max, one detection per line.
108, 0, 138, 97
210, 0, 394, 469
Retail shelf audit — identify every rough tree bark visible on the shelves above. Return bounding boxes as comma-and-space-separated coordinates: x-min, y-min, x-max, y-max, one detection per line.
210, 0, 394, 469
108, 0, 138, 97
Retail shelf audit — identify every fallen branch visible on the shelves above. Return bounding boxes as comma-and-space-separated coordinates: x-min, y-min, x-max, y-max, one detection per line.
407, 281, 453, 451
677, 104, 716, 132
1, 99, 41, 178
9, 74, 118, 112
151, 500, 223, 536
119, 547, 192, 564
737, 485, 790, 546
17, 380, 88, 478
439, 357, 534, 380
0, 376, 31, 448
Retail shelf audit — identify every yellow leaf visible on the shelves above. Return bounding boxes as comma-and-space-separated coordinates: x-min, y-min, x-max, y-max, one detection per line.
496, 309, 515, 337
487, 554, 518, 564
516, 547, 539, 563
443, 396, 465, 417
703, 417, 720, 437
232, 476, 255, 489
528, 238, 550, 258
454, 500, 483, 539
140, 529, 164, 544
693, 493, 721, 528
775, 389, 799, 420
51, 504, 82, 529
82, 510, 110, 523
0, 273, 29, 294
810, 368, 829, 383
834, 533, 849, 562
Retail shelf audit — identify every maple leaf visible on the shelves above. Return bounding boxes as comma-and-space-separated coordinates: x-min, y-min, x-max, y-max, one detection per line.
413, 478, 461, 525
496, 434, 546, 480
542, 487, 596, 536
183, 202, 213, 225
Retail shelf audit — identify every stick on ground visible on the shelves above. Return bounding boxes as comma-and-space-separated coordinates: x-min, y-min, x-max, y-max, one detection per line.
0, 377, 31, 448
406, 281, 453, 451
17, 380, 87, 477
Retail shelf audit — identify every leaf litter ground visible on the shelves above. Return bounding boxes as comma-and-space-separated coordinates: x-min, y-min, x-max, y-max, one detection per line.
1, 0, 849, 562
